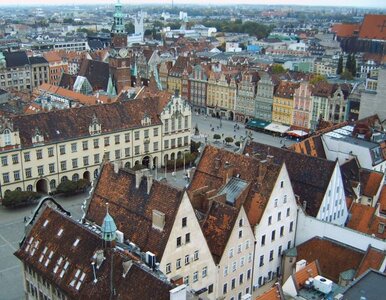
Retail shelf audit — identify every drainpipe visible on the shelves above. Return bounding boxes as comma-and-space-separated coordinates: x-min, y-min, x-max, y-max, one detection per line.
250, 238, 257, 293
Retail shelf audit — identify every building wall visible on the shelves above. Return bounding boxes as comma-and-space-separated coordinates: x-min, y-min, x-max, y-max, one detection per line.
292, 82, 312, 129
310, 95, 329, 130
217, 207, 255, 300
235, 75, 256, 123
253, 164, 298, 289
31, 63, 49, 88
0, 65, 32, 90
160, 192, 217, 299
255, 75, 274, 121
48, 62, 68, 86
272, 96, 293, 126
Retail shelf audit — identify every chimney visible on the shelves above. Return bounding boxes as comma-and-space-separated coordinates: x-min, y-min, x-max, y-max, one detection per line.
214, 157, 221, 170
258, 160, 267, 184
113, 161, 120, 174
135, 170, 143, 188
146, 174, 153, 194
303, 201, 307, 211
224, 162, 234, 184
95, 249, 105, 269
266, 155, 274, 165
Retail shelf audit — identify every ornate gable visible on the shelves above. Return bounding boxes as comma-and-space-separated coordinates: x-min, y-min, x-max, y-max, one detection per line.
89, 114, 101, 135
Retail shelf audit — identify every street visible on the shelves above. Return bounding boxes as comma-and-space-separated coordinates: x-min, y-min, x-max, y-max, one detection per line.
0, 115, 295, 299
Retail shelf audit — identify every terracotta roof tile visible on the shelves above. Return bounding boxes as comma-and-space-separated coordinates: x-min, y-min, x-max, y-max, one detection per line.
356, 246, 385, 278
294, 261, 319, 288
347, 203, 386, 239
359, 14, 386, 41
379, 186, 386, 215
296, 237, 364, 282
359, 169, 384, 198
86, 163, 183, 259
14, 205, 173, 299
13, 98, 162, 148
274, 81, 300, 99
256, 283, 284, 300
290, 135, 326, 159
43, 51, 62, 63
331, 23, 360, 38
244, 142, 336, 217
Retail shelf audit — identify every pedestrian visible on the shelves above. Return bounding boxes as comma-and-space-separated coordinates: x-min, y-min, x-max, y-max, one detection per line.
24, 216, 27, 223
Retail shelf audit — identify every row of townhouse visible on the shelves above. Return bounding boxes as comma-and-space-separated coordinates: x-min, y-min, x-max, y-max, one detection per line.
0, 93, 191, 198
157, 58, 352, 130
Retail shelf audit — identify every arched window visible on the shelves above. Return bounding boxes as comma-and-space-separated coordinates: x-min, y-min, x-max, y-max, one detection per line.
16, 187, 22, 191
93, 168, 99, 179
27, 185, 33, 192
61, 176, 68, 183
72, 173, 79, 182
50, 180, 56, 189
4, 129, 11, 146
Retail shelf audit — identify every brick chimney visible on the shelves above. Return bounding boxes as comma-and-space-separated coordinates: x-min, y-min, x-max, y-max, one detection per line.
135, 170, 143, 189
146, 174, 153, 194
258, 160, 267, 185
214, 157, 221, 170
224, 161, 234, 184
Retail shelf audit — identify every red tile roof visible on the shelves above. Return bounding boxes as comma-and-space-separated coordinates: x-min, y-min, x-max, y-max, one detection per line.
256, 283, 284, 300
274, 81, 299, 99
379, 186, 386, 215
331, 23, 360, 38
86, 163, 184, 259
359, 169, 384, 198
296, 237, 364, 282
356, 246, 385, 278
14, 205, 173, 300
347, 203, 386, 239
359, 14, 386, 41
294, 261, 320, 289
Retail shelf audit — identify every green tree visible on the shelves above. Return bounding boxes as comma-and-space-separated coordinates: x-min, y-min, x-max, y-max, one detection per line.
310, 74, 327, 85
2, 190, 40, 208
125, 22, 135, 34
337, 55, 343, 75
271, 64, 285, 74
345, 53, 352, 72
340, 70, 353, 80
350, 54, 357, 77
225, 137, 234, 144
213, 134, 221, 141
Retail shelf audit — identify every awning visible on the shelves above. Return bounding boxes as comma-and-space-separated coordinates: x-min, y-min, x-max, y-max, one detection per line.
287, 130, 309, 137
246, 119, 271, 129
264, 123, 290, 134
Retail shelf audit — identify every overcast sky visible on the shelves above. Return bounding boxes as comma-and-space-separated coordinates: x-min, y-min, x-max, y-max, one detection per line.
0, 0, 385, 8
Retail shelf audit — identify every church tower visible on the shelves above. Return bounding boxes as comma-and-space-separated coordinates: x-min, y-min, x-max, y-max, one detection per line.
101, 203, 117, 248
109, 0, 131, 93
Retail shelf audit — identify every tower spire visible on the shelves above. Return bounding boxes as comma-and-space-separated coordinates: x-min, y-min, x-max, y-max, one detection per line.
101, 202, 117, 245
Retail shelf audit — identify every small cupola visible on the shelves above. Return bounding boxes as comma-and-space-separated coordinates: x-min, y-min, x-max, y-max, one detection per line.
101, 203, 117, 243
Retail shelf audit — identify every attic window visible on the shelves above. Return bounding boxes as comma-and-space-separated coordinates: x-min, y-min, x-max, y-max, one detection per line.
53, 257, 64, 274
43, 220, 49, 227
39, 246, 48, 263
73, 238, 80, 247
378, 223, 385, 234
45, 251, 54, 267
25, 236, 34, 253
57, 228, 63, 237
59, 261, 70, 278
70, 269, 86, 290
30, 240, 40, 256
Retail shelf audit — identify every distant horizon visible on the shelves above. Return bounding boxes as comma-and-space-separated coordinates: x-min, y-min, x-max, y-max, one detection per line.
0, 0, 385, 9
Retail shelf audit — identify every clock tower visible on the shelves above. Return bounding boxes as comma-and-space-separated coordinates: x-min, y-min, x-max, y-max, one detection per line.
109, 0, 131, 93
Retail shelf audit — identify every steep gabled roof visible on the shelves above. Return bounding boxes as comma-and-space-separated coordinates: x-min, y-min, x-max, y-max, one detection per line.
340, 158, 361, 199
244, 142, 336, 217
200, 201, 239, 264
274, 81, 300, 99
86, 163, 184, 259
256, 283, 285, 300
14, 205, 173, 300
359, 169, 384, 198
359, 14, 386, 41
78, 59, 110, 91
4, 51, 29, 68
331, 23, 360, 38
294, 261, 320, 289
13, 98, 161, 148
356, 246, 386, 278
290, 135, 326, 159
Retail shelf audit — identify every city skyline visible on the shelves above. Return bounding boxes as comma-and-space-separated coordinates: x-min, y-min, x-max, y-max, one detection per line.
0, 0, 385, 8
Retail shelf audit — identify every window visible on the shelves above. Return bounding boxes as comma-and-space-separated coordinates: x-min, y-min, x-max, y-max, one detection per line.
94, 154, 100, 164
135, 146, 140, 155
193, 271, 198, 282
239, 273, 244, 284
238, 229, 243, 238
105, 151, 110, 160
60, 161, 67, 171
274, 199, 278, 207
184, 116, 188, 128
2, 172, 9, 183
47, 147, 54, 158
238, 244, 242, 253
72, 159, 78, 168
284, 195, 287, 203
280, 180, 284, 188
114, 135, 120, 144
229, 248, 234, 258
194, 250, 199, 261
208, 284, 213, 294
166, 263, 171, 274
153, 128, 158, 136
261, 235, 266, 246
269, 250, 274, 261
49, 163, 55, 173
124, 133, 130, 143
232, 261, 237, 272
185, 233, 190, 244
83, 156, 89, 166
144, 129, 149, 139
287, 240, 291, 249
176, 237, 181, 247
164, 140, 169, 149
287, 207, 290, 217
1, 156, 7, 166
289, 221, 294, 232
245, 240, 250, 249
93, 139, 99, 149
71, 143, 77, 153
224, 266, 228, 276
24, 152, 30, 162
271, 230, 275, 241
268, 216, 272, 225
124, 147, 130, 157
182, 217, 187, 227
240, 256, 245, 267
185, 255, 190, 265
278, 212, 281, 221
153, 141, 159, 151
231, 278, 236, 290
82, 141, 88, 150
280, 226, 284, 237
259, 255, 264, 267
59, 145, 66, 155
134, 131, 140, 140
25, 168, 32, 178
184, 275, 189, 285
115, 150, 121, 159
38, 166, 44, 176
12, 154, 19, 164
223, 283, 227, 294
104, 137, 110, 147
247, 269, 251, 280
14, 170, 20, 181
278, 246, 282, 256
176, 259, 181, 269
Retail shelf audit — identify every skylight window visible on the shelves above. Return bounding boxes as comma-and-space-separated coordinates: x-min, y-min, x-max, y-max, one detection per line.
39, 247, 48, 263
73, 238, 80, 247
43, 220, 49, 227
57, 229, 63, 237
60, 261, 69, 278
53, 257, 63, 274
25, 237, 34, 252
30, 240, 40, 256
70, 269, 86, 290
45, 251, 54, 267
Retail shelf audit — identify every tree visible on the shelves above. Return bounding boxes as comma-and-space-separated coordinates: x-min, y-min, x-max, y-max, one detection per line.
340, 70, 353, 80
337, 55, 343, 75
125, 22, 134, 34
350, 54, 357, 77
225, 137, 234, 144
213, 134, 221, 141
310, 74, 327, 85
345, 53, 352, 73
271, 64, 285, 74
2, 190, 40, 208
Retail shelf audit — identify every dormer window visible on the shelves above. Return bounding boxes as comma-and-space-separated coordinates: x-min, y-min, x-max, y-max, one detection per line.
32, 128, 44, 145
141, 114, 151, 126
4, 129, 11, 146
89, 114, 101, 136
